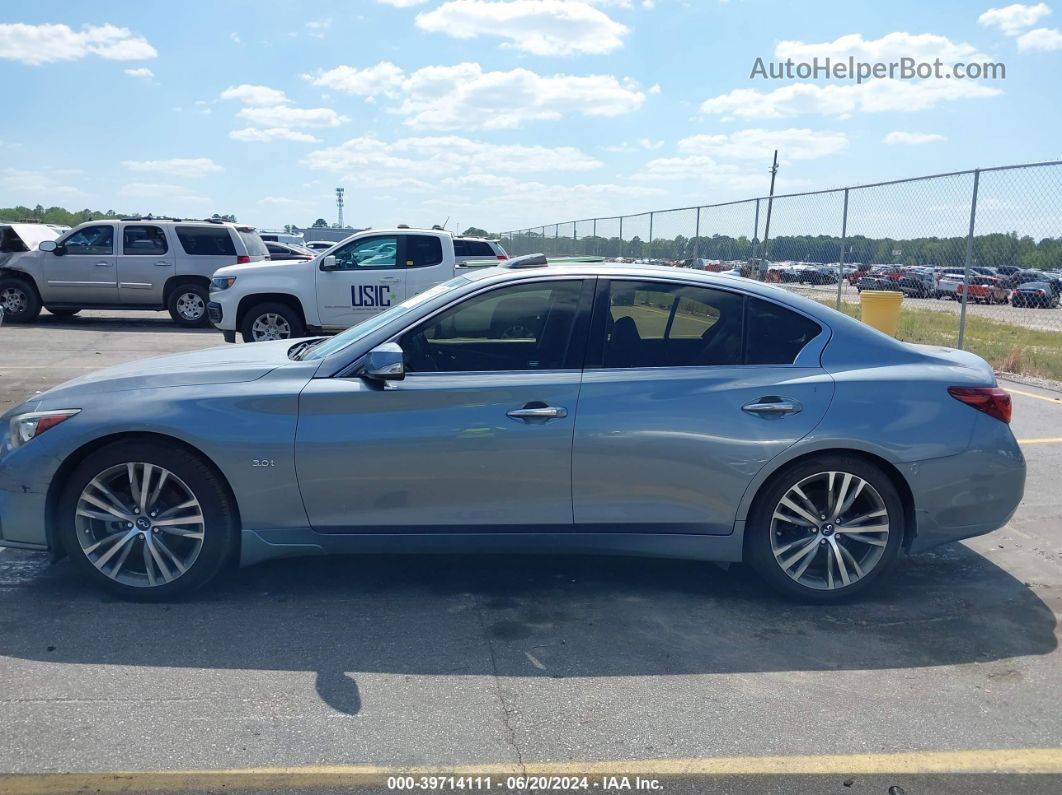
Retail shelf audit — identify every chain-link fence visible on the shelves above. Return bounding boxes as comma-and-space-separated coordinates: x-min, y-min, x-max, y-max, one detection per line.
500, 161, 1062, 381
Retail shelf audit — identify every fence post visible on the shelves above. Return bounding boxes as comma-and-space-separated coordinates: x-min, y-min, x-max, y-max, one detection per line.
648, 211, 654, 260
752, 199, 761, 260
837, 188, 849, 310
958, 170, 981, 350
619, 216, 624, 258
593, 218, 598, 256
573, 221, 578, 254
694, 207, 701, 260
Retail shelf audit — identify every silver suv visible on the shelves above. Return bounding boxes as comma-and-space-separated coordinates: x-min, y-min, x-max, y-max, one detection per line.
0, 217, 268, 326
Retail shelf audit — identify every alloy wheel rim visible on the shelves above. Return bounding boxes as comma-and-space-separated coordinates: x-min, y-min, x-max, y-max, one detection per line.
176, 292, 205, 320
251, 313, 290, 341
1, 287, 27, 313
75, 462, 205, 588
770, 471, 890, 591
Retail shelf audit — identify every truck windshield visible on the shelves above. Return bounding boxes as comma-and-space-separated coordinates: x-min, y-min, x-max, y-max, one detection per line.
301, 276, 472, 361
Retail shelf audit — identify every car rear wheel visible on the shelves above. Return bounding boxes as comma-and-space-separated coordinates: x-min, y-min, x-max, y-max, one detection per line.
167, 284, 210, 327
240, 301, 305, 343
746, 455, 904, 603
58, 440, 238, 600
0, 277, 42, 323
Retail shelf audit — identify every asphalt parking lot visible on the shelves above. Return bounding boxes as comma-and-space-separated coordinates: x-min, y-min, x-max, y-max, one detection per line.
0, 310, 1060, 791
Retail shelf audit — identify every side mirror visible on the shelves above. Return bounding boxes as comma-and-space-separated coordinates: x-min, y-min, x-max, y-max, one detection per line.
320, 255, 337, 271
39, 240, 58, 253
362, 342, 405, 381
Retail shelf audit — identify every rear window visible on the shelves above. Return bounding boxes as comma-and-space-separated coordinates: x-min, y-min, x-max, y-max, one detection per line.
407, 235, 444, 268
454, 239, 497, 258
745, 298, 822, 365
238, 230, 268, 258
176, 226, 236, 256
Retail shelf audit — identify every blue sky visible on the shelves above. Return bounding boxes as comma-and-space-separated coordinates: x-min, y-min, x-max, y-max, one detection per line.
1, 0, 1060, 233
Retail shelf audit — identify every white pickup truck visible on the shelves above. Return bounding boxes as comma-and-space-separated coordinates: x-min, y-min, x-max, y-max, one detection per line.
207, 228, 509, 342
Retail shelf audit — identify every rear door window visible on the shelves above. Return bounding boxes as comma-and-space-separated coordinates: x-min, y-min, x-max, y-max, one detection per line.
744, 298, 822, 365
176, 226, 237, 256
122, 225, 168, 255
406, 235, 444, 268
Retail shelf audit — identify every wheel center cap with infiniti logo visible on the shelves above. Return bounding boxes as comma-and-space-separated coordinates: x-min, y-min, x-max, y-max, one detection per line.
136, 517, 151, 530
821, 524, 835, 536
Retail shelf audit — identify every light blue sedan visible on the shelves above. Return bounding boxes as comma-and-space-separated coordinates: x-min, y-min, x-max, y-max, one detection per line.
0, 259, 1025, 602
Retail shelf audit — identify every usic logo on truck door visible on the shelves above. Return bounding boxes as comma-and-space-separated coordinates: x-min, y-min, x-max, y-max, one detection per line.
352, 284, 391, 308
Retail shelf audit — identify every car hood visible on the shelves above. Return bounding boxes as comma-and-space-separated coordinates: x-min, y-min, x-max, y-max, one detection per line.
29, 339, 308, 402
214, 258, 311, 278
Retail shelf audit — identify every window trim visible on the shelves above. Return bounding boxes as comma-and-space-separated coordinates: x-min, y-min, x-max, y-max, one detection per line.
357, 276, 595, 378
121, 224, 169, 256
585, 276, 827, 371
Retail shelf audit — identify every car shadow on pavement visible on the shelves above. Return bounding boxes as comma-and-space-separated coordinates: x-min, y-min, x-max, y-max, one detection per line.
0, 543, 1055, 715
28, 314, 219, 334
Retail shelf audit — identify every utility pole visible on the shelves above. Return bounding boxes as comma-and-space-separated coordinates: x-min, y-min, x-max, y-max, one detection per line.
760, 150, 779, 266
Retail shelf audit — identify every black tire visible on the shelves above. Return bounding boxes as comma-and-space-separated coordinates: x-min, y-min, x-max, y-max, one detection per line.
166, 283, 210, 327
0, 276, 42, 323
58, 440, 238, 601
240, 301, 305, 343
745, 454, 905, 603
47, 307, 81, 318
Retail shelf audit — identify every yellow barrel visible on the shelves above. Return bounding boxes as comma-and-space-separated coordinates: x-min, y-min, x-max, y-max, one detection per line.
859, 290, 903, 337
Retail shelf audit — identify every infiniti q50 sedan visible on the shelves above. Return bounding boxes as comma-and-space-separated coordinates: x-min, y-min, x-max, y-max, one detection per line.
0, 260, 1025, 602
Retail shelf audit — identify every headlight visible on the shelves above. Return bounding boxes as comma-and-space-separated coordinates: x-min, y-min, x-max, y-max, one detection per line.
211, 276, 237, 291
9, 409, 80, 449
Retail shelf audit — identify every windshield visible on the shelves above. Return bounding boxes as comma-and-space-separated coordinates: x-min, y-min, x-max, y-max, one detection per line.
301, 276, 472, 360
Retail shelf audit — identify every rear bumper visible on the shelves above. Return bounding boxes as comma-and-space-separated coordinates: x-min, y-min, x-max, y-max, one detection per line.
901, 415, 1026, 553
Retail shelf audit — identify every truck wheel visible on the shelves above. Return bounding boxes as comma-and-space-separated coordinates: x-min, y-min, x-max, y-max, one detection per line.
0, 277, 42, 323
47, 307, 81, 318
167, 284, 210, 327
240, 301, 305, 343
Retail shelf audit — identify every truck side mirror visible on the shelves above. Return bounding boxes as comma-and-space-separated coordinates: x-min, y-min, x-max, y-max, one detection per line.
320, 255, 337, 271
39, 240, 58, 253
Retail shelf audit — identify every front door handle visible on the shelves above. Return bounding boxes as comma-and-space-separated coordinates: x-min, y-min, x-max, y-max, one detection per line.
155, 260, 171, 266
507, 405, 568, 422
95, 261, 113, 267
742, 397, 802, 416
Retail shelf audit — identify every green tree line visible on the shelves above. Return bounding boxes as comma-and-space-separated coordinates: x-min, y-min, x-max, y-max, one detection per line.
0, 205, 238, 226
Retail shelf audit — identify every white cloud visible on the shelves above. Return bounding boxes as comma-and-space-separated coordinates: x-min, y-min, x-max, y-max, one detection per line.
978, 3, 1052, 35
605, 138, 664, 153
700, 79, 1001, 119
0, 22, 157, 65
118, 182, 209, 203
775, 31, 988, 65
306, 61, 646, 130
377, 0, 429, 6
1017, 26, 1062, 49
236, 105, 349, 129
883, 131, 947, 145
677, 128, 848, 161
305, 18, 332, 37
124, 67, 154, 80
415, 0, 629, 55
303, 135, 603, 179
304, 62, 406, 97
121, 158, 224, 177
1, 168, 86, 198
229, 127, 321, 143
219, 84, 290, 105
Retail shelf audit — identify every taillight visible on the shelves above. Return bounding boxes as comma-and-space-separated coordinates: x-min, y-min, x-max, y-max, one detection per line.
236, 255, 250, 264
948, 386, 1012, 424
496, 254, 508, 260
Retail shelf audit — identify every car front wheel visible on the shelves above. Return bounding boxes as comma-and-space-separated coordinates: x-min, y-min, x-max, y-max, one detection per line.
0, 277, 42, 323
240, 301, 305, 343
746, 455, 904, 603
58, 440, 238, 600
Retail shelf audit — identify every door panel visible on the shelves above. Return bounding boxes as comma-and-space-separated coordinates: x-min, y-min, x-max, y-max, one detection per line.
42, 223, 118, 304
295, 372, 580, 530
118, 224, 174, 305
315, 234, 405, 329
572, 366, 834, 533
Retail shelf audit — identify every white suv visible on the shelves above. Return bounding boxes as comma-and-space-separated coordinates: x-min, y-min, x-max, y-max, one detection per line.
0, 217, 268, 326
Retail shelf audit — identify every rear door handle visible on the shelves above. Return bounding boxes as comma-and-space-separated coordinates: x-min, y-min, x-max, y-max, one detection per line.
507, 405, 568, 422
95, 261, 113, 267
155, 260, 171, 266
742, 397, 802, 415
